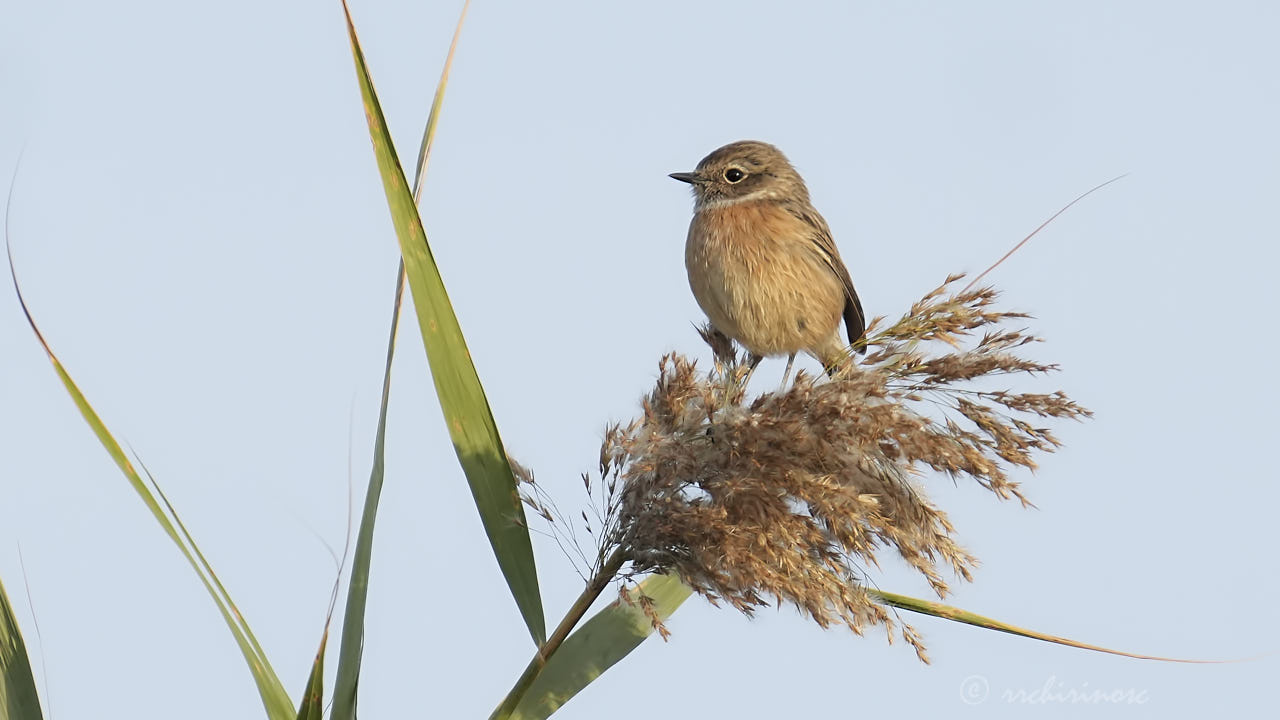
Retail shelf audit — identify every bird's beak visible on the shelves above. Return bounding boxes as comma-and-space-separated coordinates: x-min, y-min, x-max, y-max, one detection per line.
668, 171, 699, 184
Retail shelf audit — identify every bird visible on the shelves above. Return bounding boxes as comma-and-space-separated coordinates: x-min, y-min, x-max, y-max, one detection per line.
670, 140, 866, 387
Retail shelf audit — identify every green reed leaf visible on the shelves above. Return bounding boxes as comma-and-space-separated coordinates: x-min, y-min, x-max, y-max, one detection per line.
7, 253, 294, 720
294, 628, 328, 720
340, 0, 545, 646
0, 574, 43, 720
869, 590, 1215, 663
329, 262, 402, 720
332, 3, 472, 712
506, 575, 692, 720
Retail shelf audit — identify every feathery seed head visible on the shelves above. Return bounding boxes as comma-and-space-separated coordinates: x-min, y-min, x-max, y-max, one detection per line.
598, 275, 1088, 661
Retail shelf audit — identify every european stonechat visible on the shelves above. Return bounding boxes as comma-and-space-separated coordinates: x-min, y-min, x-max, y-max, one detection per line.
671, 140, 866, 384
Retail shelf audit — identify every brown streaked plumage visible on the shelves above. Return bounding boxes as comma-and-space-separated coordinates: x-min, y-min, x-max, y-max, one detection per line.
671, 140, 865, 381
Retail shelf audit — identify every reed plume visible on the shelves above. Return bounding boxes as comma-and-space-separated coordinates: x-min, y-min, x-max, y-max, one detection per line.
591, 275, 1089, 661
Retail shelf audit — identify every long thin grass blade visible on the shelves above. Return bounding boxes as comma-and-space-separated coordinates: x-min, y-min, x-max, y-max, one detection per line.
962, 175, 1127, 292
0, 574, 44, 720
142, 463, 296, 713
330, 266, 402, 720
331, 5, 471, 714
869, 589, 1218, 663
340, 0, 545, 645
6, 249, 294, 719
294, 629, 328, 720
506, 575, 692, 720
411, 0, 469, 202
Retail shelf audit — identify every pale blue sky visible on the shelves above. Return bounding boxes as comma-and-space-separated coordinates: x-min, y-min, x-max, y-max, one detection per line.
2, 1, 1277, 717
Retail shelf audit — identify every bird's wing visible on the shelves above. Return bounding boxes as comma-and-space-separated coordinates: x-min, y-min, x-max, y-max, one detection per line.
787, 204, 867, 352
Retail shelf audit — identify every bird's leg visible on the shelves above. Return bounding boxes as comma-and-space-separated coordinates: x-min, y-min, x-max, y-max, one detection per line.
778, 353, 797, 391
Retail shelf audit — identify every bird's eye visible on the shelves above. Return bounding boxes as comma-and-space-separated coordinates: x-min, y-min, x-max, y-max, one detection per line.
724, 168, 746, 183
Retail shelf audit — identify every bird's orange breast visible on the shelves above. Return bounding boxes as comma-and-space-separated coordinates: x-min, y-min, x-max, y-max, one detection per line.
685, 201, 846, 358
